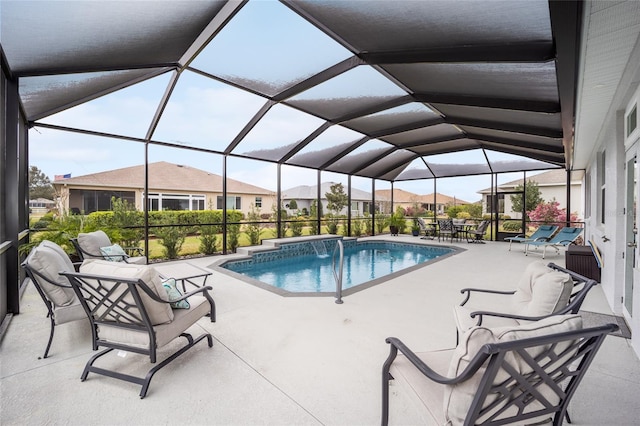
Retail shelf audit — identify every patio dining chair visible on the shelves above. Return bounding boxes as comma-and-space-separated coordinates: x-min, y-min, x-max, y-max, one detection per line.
453, 261, 598, 341
71, 230, 146, 264
382, 314, 618, 425
416, 217, 436, 239
60, 259, 216, 398
465, 220, 490, 243
21, 240, 88, 358
524, 227, 583, 258
437, 219, 457, 242
505, 224, 559, 251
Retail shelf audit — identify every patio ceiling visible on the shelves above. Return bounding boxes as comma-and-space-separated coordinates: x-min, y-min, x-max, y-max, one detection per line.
0, 0, 582, 181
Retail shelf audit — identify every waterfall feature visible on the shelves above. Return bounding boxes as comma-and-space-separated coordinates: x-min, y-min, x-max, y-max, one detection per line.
311, 240, 329, 258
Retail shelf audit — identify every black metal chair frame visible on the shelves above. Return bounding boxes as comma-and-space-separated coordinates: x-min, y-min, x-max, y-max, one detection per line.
466, 220, 490, 243
458, 263, 598, 328
60, 270, 216, 398
437, 219, 457, 242
70, 237, 144, 263
21, 260, 87, 359
382, 323, 618, 426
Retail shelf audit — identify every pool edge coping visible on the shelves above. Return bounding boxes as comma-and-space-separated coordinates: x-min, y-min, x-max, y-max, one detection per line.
209, 236, 466, 298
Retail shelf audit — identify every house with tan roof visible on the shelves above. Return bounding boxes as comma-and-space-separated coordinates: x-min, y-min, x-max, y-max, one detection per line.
282, 182, 374, 216
375, 189, 472, 215
52, 162, 276, 216
477, 169, 584, 218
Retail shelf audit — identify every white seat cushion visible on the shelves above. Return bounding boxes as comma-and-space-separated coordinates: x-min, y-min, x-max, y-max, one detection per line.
98, 295, 211, 349
79, 259, 174, 325
444, 314, 582, 425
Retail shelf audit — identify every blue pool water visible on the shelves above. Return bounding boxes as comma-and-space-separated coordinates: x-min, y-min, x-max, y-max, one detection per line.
222, 240, 455, 293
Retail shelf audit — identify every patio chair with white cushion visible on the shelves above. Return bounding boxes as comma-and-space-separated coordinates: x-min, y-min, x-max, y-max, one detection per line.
21, 240, 88, 358
382, 314, 618, 425
60, 259, 216, 398
453, 261, 598, 339
71, 230, 146, 264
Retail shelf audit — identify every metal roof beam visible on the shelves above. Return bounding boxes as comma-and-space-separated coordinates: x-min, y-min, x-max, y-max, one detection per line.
548, 0, 582, 169
449, 117, 563, 139
413, 93, 560, 113
368, 117, 445, 138
465, 132, 565, 154
273, 56, 364, 102
348, 146, 398, 175
360, 42, 555, 64
279, 122, 332, 163
318, 136, 370, 169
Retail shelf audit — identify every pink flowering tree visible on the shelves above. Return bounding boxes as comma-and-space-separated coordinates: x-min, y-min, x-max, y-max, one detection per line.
528, 200, 579, 227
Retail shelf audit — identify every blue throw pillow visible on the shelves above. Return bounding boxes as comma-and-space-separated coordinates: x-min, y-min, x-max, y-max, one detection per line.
162, 278, 190, 309
99, 244, 127, 262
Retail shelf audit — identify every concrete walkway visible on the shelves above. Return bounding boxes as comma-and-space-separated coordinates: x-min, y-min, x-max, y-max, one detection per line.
2, 236, 639, 425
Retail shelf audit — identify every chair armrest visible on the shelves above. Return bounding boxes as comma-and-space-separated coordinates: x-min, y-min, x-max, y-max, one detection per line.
122, 247, 143, 256
459, 288, 516, 306
469, 310, 552, 326
384, 337, 490, 385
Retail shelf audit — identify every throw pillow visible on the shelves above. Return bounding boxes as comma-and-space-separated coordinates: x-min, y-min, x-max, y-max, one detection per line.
162, 278, 190, 309
100, 244, 127, 262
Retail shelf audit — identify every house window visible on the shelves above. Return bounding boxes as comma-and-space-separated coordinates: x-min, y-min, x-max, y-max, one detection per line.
486, 194, 505, 215
216, 196, 241, 210
598, 151, 606, 224
145, 193, 205, 211
255, 197, 262, 208
585, 170, 591, 219
627, 104, 637, 137
71, 189, 135, 214
351, 201, 359, 212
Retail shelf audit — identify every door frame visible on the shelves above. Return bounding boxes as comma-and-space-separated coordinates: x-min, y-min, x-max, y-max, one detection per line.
623, 145, 638, 321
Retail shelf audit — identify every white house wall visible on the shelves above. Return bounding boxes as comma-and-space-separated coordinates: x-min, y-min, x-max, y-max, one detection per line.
583, 46, 640, 356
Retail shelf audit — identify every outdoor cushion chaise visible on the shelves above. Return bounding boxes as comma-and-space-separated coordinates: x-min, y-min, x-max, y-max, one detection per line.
60, 259, 216, 398
71, 230, 146, 264
22, 240, 88, 358
504, 224, 559, 251
382, 314, 618, 425
524, 226, 583, 258
453, 261, 598, 338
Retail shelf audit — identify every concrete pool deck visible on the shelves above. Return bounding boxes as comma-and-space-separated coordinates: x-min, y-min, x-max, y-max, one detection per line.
2, 235, 640, 425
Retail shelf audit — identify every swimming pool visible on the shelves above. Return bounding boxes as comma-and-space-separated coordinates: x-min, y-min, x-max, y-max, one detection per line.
218, 239, 459, 296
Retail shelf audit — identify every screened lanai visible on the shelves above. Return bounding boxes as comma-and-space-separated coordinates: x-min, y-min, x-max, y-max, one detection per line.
1, 0, 583, 318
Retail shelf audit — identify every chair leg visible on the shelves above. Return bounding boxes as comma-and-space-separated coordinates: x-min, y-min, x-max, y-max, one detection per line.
42, 315, 56, 359
80, 332, 213, 398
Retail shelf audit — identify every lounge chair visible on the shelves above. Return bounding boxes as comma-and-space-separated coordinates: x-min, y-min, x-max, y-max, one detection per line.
21, 240, 88, 358
505, 224, 559, 251
382, 314, 618, 425
60, 259, 216, 398
524, 226, 583, 258
71, 230, 146, 264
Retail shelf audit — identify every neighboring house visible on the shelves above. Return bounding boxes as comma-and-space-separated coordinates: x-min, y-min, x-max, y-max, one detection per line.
282, 182, 374, 216
29, 198, 56, 215
375, 189, 471, 215
477, 169, 584, 218
52, 161, 276, 216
